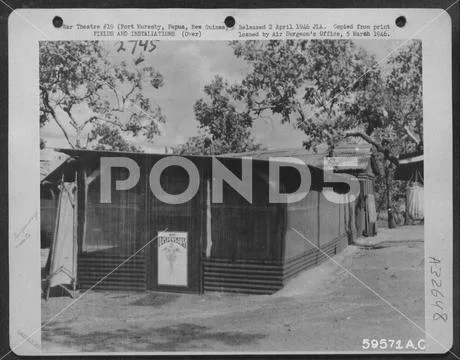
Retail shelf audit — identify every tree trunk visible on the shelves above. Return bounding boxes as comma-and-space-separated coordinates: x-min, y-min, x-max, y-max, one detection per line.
385, 163, 396, 228
75, 128, 82, 148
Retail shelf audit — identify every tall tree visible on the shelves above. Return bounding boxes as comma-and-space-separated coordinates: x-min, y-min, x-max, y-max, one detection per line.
231, 39, 422, 158
40, 41, 165, 151
231, 40, 380, 152
230, 39, 422, 226
372, 40, 423, 223
174, 76, 264, 155
383, 40, 423, 153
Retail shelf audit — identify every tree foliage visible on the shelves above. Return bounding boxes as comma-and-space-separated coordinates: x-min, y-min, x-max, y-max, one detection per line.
230, 39, 423, 220
89, 123, 143, 152
366, 40, 422, 214
383, 40, 423, 154
230, 39, 422, 162
174, 76, 264, 155
39, 41, 165, 151
231, 40, 378, 151
172, 132, 214, 155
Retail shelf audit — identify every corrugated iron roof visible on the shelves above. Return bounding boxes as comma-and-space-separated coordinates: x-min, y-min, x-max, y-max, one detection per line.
40, 149, 69, 182
222, 144, 372, 171
56, 143, 373, 173
395, 153, 423, 181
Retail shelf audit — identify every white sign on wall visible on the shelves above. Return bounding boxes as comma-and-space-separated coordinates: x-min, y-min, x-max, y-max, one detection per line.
157, 231, 188, 287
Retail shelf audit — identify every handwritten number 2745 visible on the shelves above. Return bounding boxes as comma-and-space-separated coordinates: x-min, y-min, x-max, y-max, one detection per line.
117, 41, 157, 54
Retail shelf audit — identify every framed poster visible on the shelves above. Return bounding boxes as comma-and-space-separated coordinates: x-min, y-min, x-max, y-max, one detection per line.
157, 231, 188, 286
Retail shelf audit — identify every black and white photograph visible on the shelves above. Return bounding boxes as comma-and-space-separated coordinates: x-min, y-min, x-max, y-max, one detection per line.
7, 8, 453, 356
38, 37, 427, 352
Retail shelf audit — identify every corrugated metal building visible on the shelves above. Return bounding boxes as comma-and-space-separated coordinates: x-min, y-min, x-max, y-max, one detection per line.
41, 146, 376, 295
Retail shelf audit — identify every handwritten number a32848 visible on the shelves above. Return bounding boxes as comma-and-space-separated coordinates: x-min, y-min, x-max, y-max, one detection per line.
429, 257, 447, 322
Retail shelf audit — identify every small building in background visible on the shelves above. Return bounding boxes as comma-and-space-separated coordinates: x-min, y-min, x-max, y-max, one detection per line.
395, 152, 424, 183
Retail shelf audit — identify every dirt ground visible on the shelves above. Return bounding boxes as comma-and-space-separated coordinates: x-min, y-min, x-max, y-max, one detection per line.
41, 225, 425, 353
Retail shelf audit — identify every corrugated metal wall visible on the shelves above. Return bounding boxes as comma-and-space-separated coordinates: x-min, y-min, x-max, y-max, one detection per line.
78, 252, 147, 291
72, 153, 368, 295
77, 154, 205, 294
205, 185, 351, 295
283, 190, 319, 260
278, 190, 349, 288
209, 160, 284, 262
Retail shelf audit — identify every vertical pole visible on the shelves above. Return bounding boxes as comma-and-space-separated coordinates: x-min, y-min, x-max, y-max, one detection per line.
386, 164, 396, 229
80, 168, 88, 255
316, 191, 320, 265
205, 178, 212, 258
73, 171, 78, 298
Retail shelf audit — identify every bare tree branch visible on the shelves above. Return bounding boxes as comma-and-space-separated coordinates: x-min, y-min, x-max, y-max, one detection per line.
344, 130, 399, 166
61, 107, 79, 129
81, 116, 129, 132
41, 87, 75, 148
122, 81, 139, 104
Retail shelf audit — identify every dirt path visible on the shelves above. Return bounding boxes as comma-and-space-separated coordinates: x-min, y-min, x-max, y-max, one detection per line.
42, 225, 424, 353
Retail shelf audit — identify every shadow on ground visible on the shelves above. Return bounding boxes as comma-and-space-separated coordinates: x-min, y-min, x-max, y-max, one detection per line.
42, 226, 424, 353
42, 323, 266, 352
357, 239, 424, 250
129, 292, 181, 307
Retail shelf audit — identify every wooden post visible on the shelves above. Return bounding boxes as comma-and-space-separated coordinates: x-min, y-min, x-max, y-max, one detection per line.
316, 191, 320, 265
205, 178, 212, 258
386, 164, 396, 229
72, 171, 78, 298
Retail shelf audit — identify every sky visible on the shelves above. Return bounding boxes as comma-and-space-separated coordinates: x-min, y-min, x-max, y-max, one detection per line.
41, 39, 406, 153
